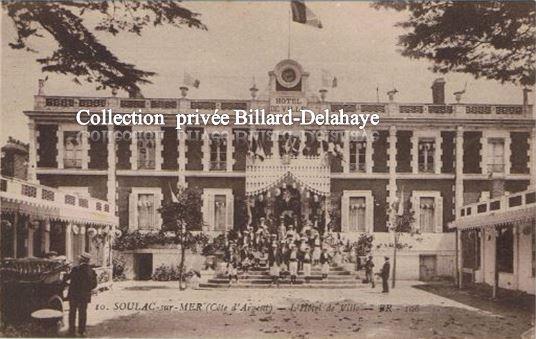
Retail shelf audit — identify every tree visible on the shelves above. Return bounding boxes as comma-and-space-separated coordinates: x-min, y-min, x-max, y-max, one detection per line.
387, 193, 416, 288
373, 1, 535, 86
159, 186, 205, 290
2, 1, 206, 93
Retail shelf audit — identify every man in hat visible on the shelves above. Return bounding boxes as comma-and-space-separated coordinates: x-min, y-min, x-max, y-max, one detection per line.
379, 256, 390, 293
63, 252, 97, 336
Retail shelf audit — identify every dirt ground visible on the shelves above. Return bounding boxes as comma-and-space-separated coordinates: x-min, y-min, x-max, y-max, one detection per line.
82, 281, 533, 339
2, 281, 533, 338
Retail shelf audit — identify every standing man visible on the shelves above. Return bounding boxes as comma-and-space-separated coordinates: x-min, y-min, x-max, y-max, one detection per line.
380, 256, 390, 293
365, 256, 375, 288
63, 252, 98, 337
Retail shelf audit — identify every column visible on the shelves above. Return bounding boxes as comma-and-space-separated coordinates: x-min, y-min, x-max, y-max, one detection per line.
410, 130, 418, 174
178, 130, 186, 187
455, 126, 464, 218
81, 126, 89, 169
366, 131, 374, 174
27, 221, 34, 257
28, 121, 37, 182
226, 129, 234, 172
387, 126, 398, 210
56, 124, 64, 169
435, 133, 443, 175
130, 128, 138, 170
107, 126, 117, 209
202, 129, 210, 171
43, 219, 50, 253
343, 131, 350, 173
155, 128, 163, 171
65, 223, 73, 261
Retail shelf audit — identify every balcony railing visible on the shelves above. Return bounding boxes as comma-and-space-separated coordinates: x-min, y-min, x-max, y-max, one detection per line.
33, 95, 533, 118
0, 176, 117, 226
457, 188, 536, 220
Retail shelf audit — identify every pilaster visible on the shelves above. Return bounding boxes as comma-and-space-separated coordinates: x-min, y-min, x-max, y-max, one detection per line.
455, 126, 464, 217
202, 129, 210, 171
56, 124, 64, 169
28, 121, 37, 182
343, 131, 350, 173
227, 129, 234, 172
65, 223, 73, 261
106, 126, 117, 210
387, 126, 398, 206
366, 131, 374, 174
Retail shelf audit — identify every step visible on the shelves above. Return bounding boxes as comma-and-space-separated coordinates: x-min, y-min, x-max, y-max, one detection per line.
199, 282, 367, 289
207, 278, 359, 285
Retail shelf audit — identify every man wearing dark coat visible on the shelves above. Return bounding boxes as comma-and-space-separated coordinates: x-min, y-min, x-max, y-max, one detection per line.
380, 256, 390, 293
63, 252, 98, 336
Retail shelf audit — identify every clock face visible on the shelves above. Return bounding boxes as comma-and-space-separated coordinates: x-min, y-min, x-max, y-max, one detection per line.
282, 68, 297, 83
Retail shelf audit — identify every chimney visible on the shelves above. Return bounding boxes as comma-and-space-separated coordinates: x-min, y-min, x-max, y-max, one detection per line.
431, 78, 446, 104
179, 86, 189, 98
319, 89, 327, 102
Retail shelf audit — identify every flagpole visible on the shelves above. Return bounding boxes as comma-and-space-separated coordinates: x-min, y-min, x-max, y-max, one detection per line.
288, 9, 291, 59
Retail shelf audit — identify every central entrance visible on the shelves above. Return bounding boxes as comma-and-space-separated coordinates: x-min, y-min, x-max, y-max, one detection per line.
246, 155, 331, 234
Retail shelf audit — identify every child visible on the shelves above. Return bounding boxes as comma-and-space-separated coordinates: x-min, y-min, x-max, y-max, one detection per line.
227, 256, 239, 286
320, 248, 330, 279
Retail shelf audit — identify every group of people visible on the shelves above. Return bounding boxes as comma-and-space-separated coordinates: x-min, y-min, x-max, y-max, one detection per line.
223, 217, 344, 286
363, 255, 391, 293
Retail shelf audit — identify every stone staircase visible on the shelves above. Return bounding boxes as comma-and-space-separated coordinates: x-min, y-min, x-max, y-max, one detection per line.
200, 264, 366, 289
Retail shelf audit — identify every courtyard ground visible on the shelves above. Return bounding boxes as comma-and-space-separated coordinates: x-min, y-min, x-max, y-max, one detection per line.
52, 280, 535, 338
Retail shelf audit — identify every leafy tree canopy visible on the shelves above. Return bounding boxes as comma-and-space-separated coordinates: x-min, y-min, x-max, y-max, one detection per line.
3, 1, 206, 93
373, 1, 535, 86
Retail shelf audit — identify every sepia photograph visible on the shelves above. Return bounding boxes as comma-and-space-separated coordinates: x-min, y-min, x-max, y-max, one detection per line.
0, 1, 535, 338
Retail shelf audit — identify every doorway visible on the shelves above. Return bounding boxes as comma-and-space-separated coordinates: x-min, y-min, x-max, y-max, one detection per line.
134, 253, 153, 280
419, 255, 437, 281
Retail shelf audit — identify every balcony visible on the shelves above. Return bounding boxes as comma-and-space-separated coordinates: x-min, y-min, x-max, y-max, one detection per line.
0, 176, 116, 226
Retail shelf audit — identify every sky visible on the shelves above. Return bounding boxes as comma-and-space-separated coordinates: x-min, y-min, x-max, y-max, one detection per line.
0, 1, 531, 144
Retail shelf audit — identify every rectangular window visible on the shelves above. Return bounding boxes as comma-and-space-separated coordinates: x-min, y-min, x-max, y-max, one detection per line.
137, 193, 155, 230
348, 197, 366, 232
488, 138, 505, 173
497, 226, 514, 273
214, 194, 227, 231
210, 134, 227, 171
137, 132, 156, 169
349, 141, 366, 172
63, 131, 83, 168
418, 138, 435, 173
419, 197, 435, 233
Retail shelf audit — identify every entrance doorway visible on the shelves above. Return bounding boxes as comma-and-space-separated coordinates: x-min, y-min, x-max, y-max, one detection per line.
419, 255, 437, 281
134, 253, 153, 280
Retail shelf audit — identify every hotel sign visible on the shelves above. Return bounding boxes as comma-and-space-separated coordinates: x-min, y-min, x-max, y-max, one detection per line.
269, 96, 306, 114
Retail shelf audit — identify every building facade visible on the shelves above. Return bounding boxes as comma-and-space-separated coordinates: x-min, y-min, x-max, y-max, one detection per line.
451, 187, 535, 295
23, 59, 536, 280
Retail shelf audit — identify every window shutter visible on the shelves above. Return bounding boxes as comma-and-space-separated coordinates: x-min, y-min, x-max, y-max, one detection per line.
435, 196, 443, 233
128, 191, 138, 230
341, 194, 349, 232
227, 194, 234, 231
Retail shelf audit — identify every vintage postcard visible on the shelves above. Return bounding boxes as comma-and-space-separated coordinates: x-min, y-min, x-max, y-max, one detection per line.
0, 1, 534, 338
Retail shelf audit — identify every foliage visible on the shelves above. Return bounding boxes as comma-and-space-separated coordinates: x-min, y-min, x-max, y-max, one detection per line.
112, 230, 210, 251
112, 256, 126, 281
201, 233, 228, 257
151, 264, 196, 281
2, 1, 206, 92
353, 233, 374, 256
373, 1, 535, 86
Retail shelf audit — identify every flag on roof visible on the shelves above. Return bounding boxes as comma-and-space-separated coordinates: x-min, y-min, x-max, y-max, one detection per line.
184, 72, 200, 88
291, 0, 323, 29
321, 69, 337, 89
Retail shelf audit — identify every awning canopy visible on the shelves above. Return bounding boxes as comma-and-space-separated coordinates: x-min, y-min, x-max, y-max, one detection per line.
450, 205, 536, 231
246, 157, 331, 196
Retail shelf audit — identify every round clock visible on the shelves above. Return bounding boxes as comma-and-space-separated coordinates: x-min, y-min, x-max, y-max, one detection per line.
276, 64, 301, 89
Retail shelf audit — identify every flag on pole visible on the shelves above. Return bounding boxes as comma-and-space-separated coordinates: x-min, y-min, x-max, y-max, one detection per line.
184, 72, 200, 88
321, 69, 337, 89
291, 0, 323, 29
168, 182, 179, 204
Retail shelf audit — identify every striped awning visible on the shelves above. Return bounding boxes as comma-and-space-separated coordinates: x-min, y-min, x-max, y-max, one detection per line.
450, 206, 536, 230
